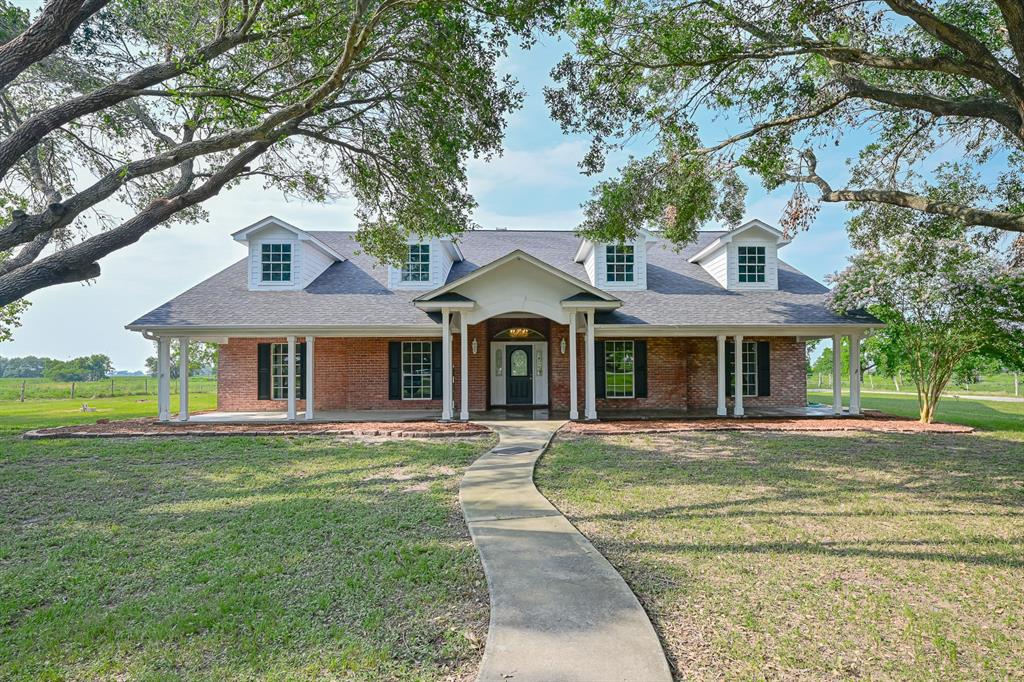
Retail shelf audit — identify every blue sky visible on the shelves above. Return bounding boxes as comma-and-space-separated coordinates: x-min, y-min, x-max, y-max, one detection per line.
0, 28, 859, 370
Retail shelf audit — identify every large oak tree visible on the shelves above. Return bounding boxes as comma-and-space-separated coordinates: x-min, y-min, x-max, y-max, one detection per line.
547, 0, 1024, 246
0, 0, 554, 334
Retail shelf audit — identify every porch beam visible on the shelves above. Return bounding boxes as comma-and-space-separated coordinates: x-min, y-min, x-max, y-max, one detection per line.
157, 337, 171, 421
287, 335, 297, 421
832, 334, 843, 415
459, 313, 469, 421
442, 308, 453, 421
305, 336, 315, 420
568, 311, 579, 420
733, 335, 744, 417
177, 337, 189, 422
584, 309, 597, 420
849, 333, 861, 416
716, 334, 727, 417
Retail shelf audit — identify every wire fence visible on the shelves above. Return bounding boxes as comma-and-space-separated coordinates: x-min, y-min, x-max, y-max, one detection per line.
0, 376, 218, 401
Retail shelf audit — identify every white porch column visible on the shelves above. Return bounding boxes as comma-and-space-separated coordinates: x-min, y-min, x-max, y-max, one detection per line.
177, 337, 189, 422
305, 336, 315, 420
832, 334, 843, 415
716, 334, 727, 416
568, 311, 579, 420
584, 310, 597, 420
157, 337, 171, 421
733, 335, 744, 417
441, 308, 453, 421
459, 313, 469, 421
849, 333, 861, 416
287, 335, 297, 421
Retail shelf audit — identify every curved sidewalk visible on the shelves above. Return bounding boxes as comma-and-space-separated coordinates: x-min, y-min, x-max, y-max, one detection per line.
461, 421, 672, 682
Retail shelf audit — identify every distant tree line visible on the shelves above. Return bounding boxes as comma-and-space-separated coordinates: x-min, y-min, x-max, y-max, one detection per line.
0, 354, 113, 381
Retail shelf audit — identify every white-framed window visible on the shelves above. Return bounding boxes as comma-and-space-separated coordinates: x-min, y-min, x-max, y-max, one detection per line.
737, 246, 766, 283
402, 341, 432, 400
401, 244, 430, 282
742, 341, 757, 397
261, 243, 292, 282
606, 244, 635, 283
605, 340, 635, 398
270, 343, 291, 399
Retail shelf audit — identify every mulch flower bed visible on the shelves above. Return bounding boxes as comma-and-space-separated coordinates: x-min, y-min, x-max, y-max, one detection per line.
23, 418, 492, 440
561, 414, 974, 435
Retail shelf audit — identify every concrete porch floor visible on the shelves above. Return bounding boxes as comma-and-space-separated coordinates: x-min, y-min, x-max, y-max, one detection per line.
180, 404, 860, 424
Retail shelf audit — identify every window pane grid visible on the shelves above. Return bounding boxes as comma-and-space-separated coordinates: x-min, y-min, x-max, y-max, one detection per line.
742, 341, 757, 397
401, 244, 430, 282
261, 243, 292, 282
402, 341, 432, 400
605, 340, 635, 398
606, 245, 634, 283
270, 343, 292, 400
738, 246, 766, 283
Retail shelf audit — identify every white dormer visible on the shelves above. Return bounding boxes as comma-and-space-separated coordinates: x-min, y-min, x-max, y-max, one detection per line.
688, 219, 789, 290
232, 216, 345, 291
573, 231, 653, 291
387, 237, 464, 289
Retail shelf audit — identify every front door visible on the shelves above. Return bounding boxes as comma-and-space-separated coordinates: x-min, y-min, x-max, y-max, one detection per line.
505, 345, 533, 404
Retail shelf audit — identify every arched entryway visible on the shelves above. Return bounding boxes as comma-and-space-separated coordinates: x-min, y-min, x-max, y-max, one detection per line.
490, 322, 548, 407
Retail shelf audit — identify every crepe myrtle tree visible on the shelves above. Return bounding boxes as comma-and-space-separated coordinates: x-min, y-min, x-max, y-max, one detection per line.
829, 185, 1024, 423
546, 0, 1024, 247
0, 0, 558, 336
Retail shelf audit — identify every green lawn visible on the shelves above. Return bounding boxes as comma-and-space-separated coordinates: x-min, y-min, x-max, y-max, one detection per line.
537, 430, 1024, 680
0, 393, 217, 435
0, 433, 493, 681
808, 373, 1021, 398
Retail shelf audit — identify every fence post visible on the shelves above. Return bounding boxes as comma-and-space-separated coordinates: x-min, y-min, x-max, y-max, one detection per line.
1015, 372, 1019, 398
111, 378, 115, 396
71, 382, 76, 399
145, 377, 148, 394
20, 380, 26, 402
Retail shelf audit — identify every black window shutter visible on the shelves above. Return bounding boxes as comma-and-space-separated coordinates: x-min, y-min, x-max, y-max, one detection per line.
634, 340, 648, 398
725, 341, 735, 397
757, 341, 771, 396
296, 343, 307, 400
595, 340, 606, 399
257, 343, 272, 400
388, 342, 402, 400
431, 341, 443, 400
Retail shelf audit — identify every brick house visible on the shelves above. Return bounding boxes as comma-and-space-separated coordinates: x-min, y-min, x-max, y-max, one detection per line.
127, 216, 879, 421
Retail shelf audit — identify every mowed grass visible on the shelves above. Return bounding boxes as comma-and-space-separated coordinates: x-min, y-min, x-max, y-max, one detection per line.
0, 434, 494, 681
537, 430, 1024, 680
0, 375, 217, 400
857, 392, 1023, 434
0, 393, 217, 435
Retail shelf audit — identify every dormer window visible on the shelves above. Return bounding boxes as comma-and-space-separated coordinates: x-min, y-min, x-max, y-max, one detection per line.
738, 246, 766, 283
401, 244, 430, 282
606, 244, 634, 283
261, 243, 292, 282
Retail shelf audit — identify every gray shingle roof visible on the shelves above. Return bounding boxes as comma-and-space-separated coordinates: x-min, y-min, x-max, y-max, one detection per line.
129, 230, 871, 329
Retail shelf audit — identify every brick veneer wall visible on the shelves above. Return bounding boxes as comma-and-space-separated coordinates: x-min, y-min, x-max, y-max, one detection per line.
217, 333, 807, 413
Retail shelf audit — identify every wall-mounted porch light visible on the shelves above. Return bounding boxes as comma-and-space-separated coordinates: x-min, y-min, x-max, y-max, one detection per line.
560, 337, 567, 355
471, 338, 478, 354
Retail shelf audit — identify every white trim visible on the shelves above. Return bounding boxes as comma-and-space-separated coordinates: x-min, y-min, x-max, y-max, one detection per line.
178, 337, 189, 422
733, 334, 744, 417
232, 215, 346, 262
688, 219, 789, 264
415, 250, 620, 303
716, 335, 727, 417
569, 312, 579, 420
460, 313, 469, 420
305, 336, 315, 420
832, 334, 843, 415
584, 310, 597, 420
157, 337, 171, 422
441, 309, 453, 420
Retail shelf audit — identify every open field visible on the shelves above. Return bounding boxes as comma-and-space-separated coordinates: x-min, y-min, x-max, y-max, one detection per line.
0, 394, 218, 435
537, 429, 1024, 680
808, 373, 1021, 398
0, 433, 493, 681
0, 375, 217, 401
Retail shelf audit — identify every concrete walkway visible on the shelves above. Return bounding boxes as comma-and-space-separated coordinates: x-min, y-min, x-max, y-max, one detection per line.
461, 421, 672, 682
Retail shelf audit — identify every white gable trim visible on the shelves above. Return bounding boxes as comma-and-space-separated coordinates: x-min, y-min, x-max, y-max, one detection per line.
688, 219, 789, 264
232, 215, 346, 262
415, 250, 621, 303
